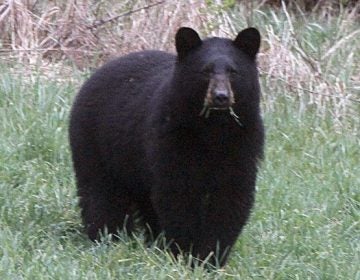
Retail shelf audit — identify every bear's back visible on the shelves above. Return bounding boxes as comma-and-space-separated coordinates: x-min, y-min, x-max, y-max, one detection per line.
74, 50, 175, 106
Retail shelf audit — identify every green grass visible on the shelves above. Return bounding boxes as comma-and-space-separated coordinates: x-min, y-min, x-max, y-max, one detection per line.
1, 7, 359, 280
0, 68, 358, 280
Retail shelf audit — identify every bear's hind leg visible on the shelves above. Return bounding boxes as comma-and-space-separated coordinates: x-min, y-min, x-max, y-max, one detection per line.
78, 181, 136, 241
75, 161, 136, 241
136, 196, 161, 244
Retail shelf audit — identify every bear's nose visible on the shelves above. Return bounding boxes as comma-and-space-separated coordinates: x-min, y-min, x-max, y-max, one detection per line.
213, 90, 230, 107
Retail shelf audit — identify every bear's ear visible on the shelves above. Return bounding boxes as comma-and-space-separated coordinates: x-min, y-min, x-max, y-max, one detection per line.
233, 27, 261, 59
175, 27, 202, 59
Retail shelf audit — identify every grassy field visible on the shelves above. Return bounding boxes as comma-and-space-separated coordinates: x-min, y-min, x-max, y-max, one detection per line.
0, 1, 359, 279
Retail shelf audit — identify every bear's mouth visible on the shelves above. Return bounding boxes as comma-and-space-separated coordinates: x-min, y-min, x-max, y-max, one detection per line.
198, 76, 243, 127
199, 103, 243, 127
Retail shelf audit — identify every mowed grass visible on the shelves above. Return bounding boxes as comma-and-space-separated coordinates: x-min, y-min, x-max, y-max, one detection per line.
1, 10, 359, 280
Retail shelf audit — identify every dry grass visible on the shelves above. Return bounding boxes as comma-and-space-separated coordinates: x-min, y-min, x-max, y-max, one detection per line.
257, 2, 360, 124
0, 0, 359, 125
0, 0, 209, 67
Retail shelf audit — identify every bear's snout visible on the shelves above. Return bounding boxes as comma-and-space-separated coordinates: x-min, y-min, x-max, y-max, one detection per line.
213, 88, 230, 107
206, 75, 234, 109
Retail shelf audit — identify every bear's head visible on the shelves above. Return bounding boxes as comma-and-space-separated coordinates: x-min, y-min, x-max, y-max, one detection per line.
174, 27, 261, 126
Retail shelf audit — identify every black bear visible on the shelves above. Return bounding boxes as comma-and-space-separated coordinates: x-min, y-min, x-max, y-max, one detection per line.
69, 27, 264, 267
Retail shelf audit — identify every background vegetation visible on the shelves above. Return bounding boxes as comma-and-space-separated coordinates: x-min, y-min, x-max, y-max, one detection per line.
0, 0, 359, 279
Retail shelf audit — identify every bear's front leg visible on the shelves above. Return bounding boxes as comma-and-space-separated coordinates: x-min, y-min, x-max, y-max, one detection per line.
151, 182, 204, 258
193, 187, 255, 267
151, 179, 254, 267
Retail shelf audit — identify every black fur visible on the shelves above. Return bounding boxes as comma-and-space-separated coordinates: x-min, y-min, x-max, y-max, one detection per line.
69, 27, 264, 267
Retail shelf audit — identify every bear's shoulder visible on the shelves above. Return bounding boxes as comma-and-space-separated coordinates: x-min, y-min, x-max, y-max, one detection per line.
105, 50, 176, 72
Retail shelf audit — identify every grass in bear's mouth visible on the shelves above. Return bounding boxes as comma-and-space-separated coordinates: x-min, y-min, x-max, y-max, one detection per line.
199, 105, 243, 127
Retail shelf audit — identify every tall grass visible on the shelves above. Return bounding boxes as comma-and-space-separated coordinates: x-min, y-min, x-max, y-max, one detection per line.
1, 0, 359, 124
0, 0, 359, 279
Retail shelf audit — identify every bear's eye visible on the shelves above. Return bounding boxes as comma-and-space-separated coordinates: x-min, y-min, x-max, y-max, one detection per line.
201, 64, 213, 75
228, 67, 238, 75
